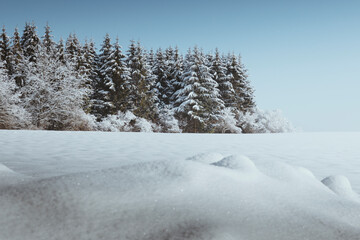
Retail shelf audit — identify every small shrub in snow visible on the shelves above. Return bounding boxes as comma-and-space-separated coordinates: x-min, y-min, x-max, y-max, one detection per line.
214, 108, 242, 133
239, 108, 294, 133
158, 106, 181, 133
0, 62, 32, 129
97, 111, 156, 132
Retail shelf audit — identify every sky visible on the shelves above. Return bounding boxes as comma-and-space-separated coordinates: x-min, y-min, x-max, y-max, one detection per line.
1, 0, 359, 132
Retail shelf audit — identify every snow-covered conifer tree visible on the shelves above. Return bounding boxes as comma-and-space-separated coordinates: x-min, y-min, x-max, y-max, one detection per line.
174, 47, 224, 132
226, 53, 255, 113
42, 24, 55, 55
55, 38, 65, 63
169, 46, 183, 106
211, 49, 234, 108
20, 22, 40, 63
126, 41, 158, 121
94, 34, 113, 117
153, 48, 169, 106
0, 26, 12, 76
108, 38, 131, 112
10, 27, 25, 87
99, 36, 131, 114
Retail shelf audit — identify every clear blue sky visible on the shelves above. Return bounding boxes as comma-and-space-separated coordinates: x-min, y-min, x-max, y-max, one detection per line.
1, 0, 359, 132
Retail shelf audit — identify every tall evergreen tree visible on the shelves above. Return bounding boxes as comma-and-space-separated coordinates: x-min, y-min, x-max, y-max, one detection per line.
107, 38, 131, 113
211, 49, 234, 108
153, 48, 170, 106
20, 22, 40, 62
146, 48, 155, 69
126, 40, 158, 121
174, 47, 224, 132
55, 38, 65, 63
226, 53, 255, 113
42, 24, 55, 55
169, 46, 183, 105
0, 26, 12, 76
10, 27, 25, 87
65, 34, 83, 68
93, 34, 113, 117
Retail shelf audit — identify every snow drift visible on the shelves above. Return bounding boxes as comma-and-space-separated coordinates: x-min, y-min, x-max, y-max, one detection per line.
1, 131, 360, 240
1, 154, 360, 240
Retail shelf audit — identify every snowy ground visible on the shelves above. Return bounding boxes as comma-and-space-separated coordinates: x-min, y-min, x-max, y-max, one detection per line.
0, 130, 360, 240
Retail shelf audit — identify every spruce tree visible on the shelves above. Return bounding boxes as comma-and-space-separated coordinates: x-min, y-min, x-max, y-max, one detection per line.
146, 48, 155, 69
0, 26, 12, 76
126, 41, 158, 121
65, 34, 82, 70
226, 53, 255, 113
174, 47, 224, 132
107, 38, 131, 113
95, 34, 113, 116
211, 49, 234, 108
55, 38, 65, 63
153, 48, 169, 106
10, 27, 25, 87
20, 22, 40, 62
169, 46, 183, 106
42, 24, 55, 54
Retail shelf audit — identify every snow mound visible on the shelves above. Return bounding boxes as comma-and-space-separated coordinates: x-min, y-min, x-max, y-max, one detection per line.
186, 152, 224, 164
211, 155, 258, 173
259, 160, 317, 183
0, 163, 14, 173
1, 150, 360, 239
322, 175, 360, 201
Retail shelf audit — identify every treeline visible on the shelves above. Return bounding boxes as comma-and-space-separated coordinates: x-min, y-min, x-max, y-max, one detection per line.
0, 23, 293, 133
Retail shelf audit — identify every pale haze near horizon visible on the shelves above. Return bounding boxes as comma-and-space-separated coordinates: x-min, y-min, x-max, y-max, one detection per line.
1, 0, 359, 132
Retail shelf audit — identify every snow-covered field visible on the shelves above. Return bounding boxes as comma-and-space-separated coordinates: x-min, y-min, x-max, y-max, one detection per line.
0, 130, 360, 240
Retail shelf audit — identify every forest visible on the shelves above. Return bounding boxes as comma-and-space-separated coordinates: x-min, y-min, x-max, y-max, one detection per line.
0, 23, 293, 133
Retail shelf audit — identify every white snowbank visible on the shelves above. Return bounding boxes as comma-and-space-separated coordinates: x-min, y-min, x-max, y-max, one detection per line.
212, 155, 259, 173
186, 152, 224, 164
322, 175, 360, 202
0, 163, 14, 173
1, 154, 360, 239
1, 131, 360, 240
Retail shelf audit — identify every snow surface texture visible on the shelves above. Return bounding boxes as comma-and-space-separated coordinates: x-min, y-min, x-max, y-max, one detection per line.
0, 131, 360, 240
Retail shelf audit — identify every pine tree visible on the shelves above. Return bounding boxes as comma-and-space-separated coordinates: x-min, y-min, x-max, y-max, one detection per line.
0, 26, 12, 76
126, 41, 158, 121
226, 53, 255, 113
211, 49, 234, 108
107, 38, 131, 113
94, 34, 113, 117
153, 48, 169, 106
55, 38, 65, 63
174, 47, 224, 132
20, 22, 40, 62
146, 48, 155, 69
162, 46, 176, 106
65, 34, 82, 69
10, 27, 25, 87
169, 46, 183, 106
78, 40, 97, 113
42, 24, 56, 55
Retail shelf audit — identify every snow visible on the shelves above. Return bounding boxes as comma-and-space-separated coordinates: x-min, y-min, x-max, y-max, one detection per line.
0, 163, 14, 173
322, 175, 360, 202
0, 130, 360, 239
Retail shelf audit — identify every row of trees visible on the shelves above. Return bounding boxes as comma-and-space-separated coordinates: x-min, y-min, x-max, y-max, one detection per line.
0, 23, 293, 133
